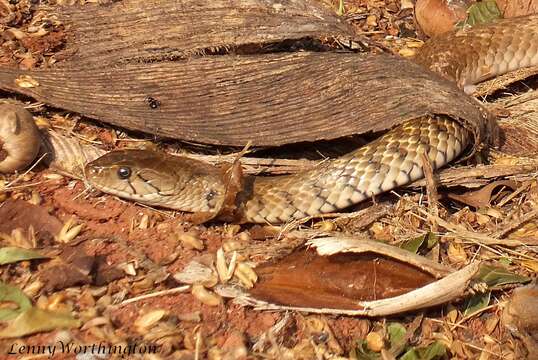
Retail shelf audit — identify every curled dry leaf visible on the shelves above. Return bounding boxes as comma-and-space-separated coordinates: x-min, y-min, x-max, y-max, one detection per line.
502, 282, 538, 353
415, 0, 470, 37
39, 242, 123, 291
448, 180, 518, 208
248, 249, 436, 310
226, 235, 481, 316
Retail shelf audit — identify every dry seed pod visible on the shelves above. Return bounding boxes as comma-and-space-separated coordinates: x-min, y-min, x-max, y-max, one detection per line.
134, 309, 168, 333
234, 262, 258, 288
56, 217, 83, 243
216, 248, 236, 283
177, 231, 204, 250
366, 331, 384, 352
0, 104, 41, 173
138, 214, 150, 229
191, 284, 223, 306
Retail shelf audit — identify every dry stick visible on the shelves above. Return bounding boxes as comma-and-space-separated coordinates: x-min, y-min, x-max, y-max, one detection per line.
116, 285, 191, 307
451, 302, 504, 331
420, 152, 439, 233
496, 180, 530, 207
416, 208, 528, 247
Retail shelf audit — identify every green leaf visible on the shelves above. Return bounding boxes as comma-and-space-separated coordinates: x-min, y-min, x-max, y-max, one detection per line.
336, 0, 345, 15
0, 282, 32, 321
401, 233, 437, 254
354, 340, 380, 360
425, 232, 438, 249
0, 307, 81, 338
0, 247, 48, 265
401, 235, 426, 253
463, 291, 491, 316
388, 322, 407, 347
475, 265, 531, 288
400, 341, 447, 360
457, 0, 501, 28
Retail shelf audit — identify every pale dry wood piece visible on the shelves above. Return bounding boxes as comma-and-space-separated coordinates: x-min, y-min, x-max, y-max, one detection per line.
58, 0, 356, 66
410, 163, 538, 189
304, 235, 452, 277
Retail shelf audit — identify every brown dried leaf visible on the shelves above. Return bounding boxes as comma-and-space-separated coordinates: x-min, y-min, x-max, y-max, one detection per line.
0, 199, 62, 245
415, 0, 470, 37
448, 180, 518, 208
39, 242, 123, 291
249, 249, 435, 310
502, 282, 538, 353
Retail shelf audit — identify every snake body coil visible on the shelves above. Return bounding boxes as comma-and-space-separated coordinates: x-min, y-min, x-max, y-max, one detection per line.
86, 116, 469, 223
2, 15, 538, 223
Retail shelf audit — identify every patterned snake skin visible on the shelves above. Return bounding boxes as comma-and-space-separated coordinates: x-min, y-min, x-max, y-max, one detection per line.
0, 15, 516, 223
414, 14, 538, 93
86, 116, 468, 223
81, 15, 538, 223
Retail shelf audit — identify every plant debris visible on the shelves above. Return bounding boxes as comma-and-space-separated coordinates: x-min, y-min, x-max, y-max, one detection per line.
0, 0, 536, 359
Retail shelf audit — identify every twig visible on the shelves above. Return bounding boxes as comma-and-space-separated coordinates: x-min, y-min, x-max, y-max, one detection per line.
451, 302, 504, 331
116, 285, 190, 307
4, 153, 48, 189
420, 152, 439, 233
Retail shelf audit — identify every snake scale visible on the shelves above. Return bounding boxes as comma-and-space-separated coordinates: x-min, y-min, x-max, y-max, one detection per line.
1, 14, 538, 223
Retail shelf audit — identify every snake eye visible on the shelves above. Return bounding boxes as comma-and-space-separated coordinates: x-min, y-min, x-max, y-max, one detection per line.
117, 166, 132, 179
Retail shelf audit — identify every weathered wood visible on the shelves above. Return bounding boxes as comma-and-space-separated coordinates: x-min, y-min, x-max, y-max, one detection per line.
0, 52, 491, 147
58, 0, 356, 65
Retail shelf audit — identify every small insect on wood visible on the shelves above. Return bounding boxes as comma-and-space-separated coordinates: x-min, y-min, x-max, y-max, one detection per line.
144, 96, 161, 109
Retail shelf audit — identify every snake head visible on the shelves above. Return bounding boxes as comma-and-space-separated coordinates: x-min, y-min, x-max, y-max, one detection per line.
85, 149, 183, 202
84, 149, 227, 212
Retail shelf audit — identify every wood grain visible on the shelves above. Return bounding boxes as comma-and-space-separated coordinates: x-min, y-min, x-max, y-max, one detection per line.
0, 52, 492, 147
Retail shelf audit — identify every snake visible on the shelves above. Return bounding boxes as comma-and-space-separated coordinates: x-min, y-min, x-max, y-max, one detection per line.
1, 14, 537, 224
